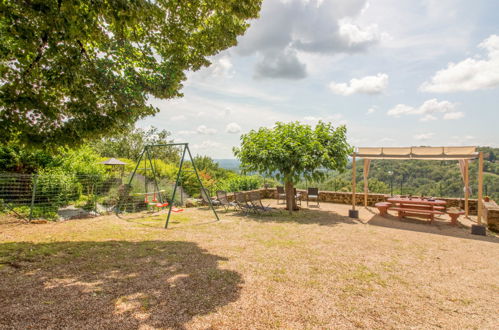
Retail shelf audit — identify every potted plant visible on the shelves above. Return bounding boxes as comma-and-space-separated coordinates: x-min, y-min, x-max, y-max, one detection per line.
484, 196, 490, 202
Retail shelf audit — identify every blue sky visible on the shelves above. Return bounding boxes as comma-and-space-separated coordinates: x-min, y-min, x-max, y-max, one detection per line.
139, 0, 499, 158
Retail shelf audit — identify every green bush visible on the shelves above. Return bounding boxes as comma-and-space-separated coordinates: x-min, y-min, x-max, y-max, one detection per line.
11, 205, 59, 220
215, 175, 260, 193
36, 168, 80, 207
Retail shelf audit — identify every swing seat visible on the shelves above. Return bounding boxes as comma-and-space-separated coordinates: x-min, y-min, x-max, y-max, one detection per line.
156, 202, 169, 208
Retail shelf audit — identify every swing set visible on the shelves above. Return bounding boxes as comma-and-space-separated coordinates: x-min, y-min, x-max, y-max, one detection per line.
118, 143, 219, 228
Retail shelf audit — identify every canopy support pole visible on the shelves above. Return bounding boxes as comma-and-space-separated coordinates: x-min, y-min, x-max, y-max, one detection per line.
352, 154, 356, 211
477, 151, 484, 225
363, 159, 370, 207
465, 160, 469, 217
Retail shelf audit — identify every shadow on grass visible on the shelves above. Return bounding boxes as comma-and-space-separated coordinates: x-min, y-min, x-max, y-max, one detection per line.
234, 207, 360, 227
0, 240, 242, 329
365, 212, 499, 243
117, 211, 219, 230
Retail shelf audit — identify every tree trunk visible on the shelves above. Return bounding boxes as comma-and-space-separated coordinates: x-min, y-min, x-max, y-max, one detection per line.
284, 180, 299, 211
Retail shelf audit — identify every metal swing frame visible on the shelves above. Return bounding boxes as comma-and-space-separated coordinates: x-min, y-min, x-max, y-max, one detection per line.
124, 143, 219, 229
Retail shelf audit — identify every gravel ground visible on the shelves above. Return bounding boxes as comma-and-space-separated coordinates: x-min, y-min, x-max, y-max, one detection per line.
0, 202, 498, 329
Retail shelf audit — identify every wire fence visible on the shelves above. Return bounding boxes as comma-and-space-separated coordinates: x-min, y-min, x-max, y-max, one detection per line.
0, 172, 190, 221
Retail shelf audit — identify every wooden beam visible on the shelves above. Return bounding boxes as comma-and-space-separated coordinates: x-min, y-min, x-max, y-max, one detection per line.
477, 151, 484, 225
465, 159, 469, 217
352, 154, 356, 210
363, 159, 370, 207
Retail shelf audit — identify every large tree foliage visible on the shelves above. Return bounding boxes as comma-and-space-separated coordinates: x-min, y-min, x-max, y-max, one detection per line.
0, 0, 262, 146
234, 121, 352, 211
91, 125, 179, 163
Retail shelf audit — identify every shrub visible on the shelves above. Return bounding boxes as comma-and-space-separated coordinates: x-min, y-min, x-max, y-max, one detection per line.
215, 175, 260, 193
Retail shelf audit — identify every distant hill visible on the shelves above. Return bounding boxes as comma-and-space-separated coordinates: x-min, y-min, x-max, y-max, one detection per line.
214, 159, 240, 171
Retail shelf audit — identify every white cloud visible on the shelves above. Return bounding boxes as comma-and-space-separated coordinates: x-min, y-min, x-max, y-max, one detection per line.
194, 53, 234, 80
225, 122, 242, 134
177, 130, 196, 136
196, 125, 218, 135
303, 116, 322, 122
329, 73, 388, 95
443, 112, 465, 120
367, 107, 376, 115
303, 114, 346, 125
236, 0, 381, 79
191, 140, 222, 150
420, 34, 499, 92
420, 114, 437, 122
338, 20, 380, 48
387, 99, 462, 121
414, 132, 435, 141
171, 115, 186, 121
386, 104, 414, 117
379, 137, 395, 143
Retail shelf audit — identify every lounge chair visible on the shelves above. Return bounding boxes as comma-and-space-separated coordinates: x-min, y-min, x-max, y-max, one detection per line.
234, 192, 255, 214
307, 187, 319, 207
248, 191, 276, 213
276, 186, 286, 204
216, 190, 237, 211
200, 188, 221, 207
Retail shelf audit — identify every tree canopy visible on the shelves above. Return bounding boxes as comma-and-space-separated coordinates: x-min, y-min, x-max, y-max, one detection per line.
234, 121, 352, 210
0, 0, 262, 147
91, 125, 179, 163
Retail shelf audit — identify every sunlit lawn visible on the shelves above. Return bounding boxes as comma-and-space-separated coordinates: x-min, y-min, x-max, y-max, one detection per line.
1, 202, 498, 329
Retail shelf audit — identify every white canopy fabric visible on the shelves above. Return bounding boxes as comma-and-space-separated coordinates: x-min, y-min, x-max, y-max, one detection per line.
355, 146, 478, 160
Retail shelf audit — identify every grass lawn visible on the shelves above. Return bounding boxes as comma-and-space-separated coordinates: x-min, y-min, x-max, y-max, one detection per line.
1, 202, 498, 329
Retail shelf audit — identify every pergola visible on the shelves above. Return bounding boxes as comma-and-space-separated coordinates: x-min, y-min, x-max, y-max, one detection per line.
100, 157, 127, 178
351, 146, 484, 225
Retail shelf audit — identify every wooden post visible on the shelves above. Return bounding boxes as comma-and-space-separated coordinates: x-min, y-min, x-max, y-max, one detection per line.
29, 174, 38, 222
464, 159, 469, 217
363, 159, 370, 207
352, 154, 356, 210
477, 152, 484, 225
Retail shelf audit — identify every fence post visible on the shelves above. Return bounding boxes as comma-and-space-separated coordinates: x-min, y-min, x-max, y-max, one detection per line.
29, 174, 38, 221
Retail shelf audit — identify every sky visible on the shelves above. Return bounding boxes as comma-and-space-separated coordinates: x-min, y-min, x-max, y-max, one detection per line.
138, 0, 499, 159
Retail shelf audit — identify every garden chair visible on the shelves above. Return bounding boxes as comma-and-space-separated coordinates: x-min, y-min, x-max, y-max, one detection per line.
234, 192, 256, 214
200, 188, 221, 207
307, 187, 320, 207
276, 186, 286, 204
294, 188, 302, 206
248, 191, 277, 214
216, 190, 237, 211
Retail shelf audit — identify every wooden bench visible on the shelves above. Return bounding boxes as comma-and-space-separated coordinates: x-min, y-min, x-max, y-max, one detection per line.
375, 202, 392, 216
390, 203, 444, 210
447, 209, 465, 225
389, 207, 444, 222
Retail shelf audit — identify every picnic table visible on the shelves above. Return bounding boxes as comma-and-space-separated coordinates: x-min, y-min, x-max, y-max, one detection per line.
386, 197, 447, 222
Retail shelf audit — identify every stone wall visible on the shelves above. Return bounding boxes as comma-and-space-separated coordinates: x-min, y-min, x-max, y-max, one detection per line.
483, 200, 499, 232
222, 188, 499, 230
262, 188, 479, 213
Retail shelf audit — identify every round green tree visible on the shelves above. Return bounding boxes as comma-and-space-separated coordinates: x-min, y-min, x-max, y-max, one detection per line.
0, 0, 262, 147
234, 121, 353, 211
